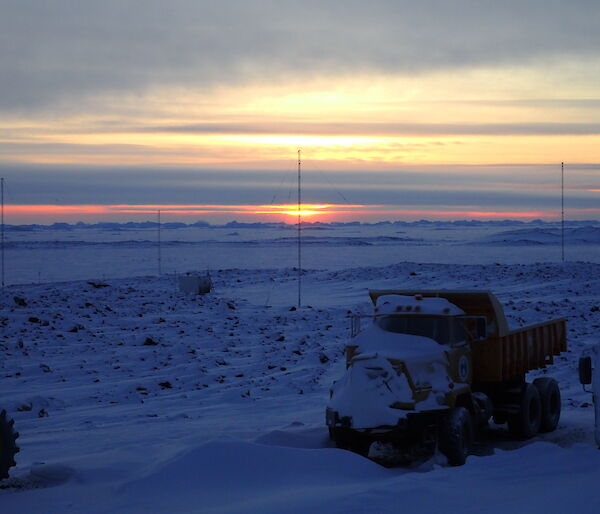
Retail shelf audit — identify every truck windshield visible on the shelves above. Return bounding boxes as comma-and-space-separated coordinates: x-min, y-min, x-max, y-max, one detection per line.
375, 315, 465, 345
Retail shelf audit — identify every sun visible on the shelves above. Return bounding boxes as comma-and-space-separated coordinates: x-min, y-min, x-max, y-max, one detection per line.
254, 204, 334, 217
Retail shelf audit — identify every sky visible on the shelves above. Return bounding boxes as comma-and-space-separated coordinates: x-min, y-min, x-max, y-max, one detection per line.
1, 0, 599, 224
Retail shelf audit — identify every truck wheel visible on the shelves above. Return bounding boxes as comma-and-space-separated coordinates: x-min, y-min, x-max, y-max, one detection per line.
508, 383, 541, 439
346, 435, 371, 457
331, 430, 370, 456
0, 409, 20, 480
533, 377, 561, 433
440, 407, 473, 466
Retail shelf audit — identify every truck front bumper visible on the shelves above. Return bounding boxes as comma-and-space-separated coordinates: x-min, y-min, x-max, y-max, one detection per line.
327, 407, 446, 455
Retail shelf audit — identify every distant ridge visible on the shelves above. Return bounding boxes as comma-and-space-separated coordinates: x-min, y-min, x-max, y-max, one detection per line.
5, 219, 600, 231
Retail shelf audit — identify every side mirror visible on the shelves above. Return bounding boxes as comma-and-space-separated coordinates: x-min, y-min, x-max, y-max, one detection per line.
579, 355, 592, 385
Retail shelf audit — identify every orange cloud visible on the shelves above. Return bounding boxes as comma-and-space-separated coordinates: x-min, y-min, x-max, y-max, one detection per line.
6, 205, 116, 215
4, 203, 369, 222
6, 203, 600, 224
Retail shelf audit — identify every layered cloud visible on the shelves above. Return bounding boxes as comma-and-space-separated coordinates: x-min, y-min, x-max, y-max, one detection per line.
2, 163, 598, 223
2, 1, 600, 111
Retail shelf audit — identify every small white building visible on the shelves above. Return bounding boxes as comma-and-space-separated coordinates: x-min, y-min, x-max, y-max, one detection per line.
178, 272, 212, 295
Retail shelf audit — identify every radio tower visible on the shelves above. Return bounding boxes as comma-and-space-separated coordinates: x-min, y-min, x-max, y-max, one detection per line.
561, 162, 565, 263
297, 149, 302, 308
157, 209, 162, 275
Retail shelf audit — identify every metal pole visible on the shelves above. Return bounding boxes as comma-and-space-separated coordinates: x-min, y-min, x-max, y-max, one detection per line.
297, 149, 301, 308
561, 162, 564, 263
157, 209, 162, 275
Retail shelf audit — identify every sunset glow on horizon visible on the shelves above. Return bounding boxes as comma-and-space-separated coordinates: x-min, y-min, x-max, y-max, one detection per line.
1, 2, 599, 224
5, 202, 599, 225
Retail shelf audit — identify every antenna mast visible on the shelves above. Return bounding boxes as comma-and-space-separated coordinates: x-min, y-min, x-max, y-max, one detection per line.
561, 162, 564, 263
297, 149, 302, 308
157, 209, 162, 275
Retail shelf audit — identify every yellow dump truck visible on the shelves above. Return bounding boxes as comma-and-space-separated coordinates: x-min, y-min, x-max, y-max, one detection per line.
326, 290, 567, 466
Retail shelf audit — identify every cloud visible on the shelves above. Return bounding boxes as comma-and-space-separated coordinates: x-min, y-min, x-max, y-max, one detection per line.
2, 1, 600, 111
2, 162, 596, 213
137, 122, 600, 137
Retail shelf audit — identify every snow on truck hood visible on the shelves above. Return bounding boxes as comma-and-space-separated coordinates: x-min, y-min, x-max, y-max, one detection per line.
328, 324, 452, 429
329, 356, 415, 428
375, 294, 465, 316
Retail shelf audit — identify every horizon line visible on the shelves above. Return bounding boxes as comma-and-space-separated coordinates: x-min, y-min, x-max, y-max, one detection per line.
5, 216, 600, 229
3, 202, 596, 224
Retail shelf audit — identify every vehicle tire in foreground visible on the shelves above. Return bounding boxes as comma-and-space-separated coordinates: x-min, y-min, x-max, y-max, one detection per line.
0, 409, 20, 480
533, 377, 561, 433
508, 383, 542, 439
440, 407, 474, 466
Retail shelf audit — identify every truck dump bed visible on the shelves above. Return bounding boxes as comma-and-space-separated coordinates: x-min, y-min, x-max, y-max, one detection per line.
475, 318, 567, 381
368, 290, 567, 382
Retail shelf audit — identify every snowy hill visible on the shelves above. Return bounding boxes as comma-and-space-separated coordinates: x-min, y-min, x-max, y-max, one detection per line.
474, 226, 600, 246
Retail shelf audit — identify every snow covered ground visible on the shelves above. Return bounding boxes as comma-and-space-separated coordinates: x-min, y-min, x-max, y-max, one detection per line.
1, 222, 600, 512
4, 220, 600, 285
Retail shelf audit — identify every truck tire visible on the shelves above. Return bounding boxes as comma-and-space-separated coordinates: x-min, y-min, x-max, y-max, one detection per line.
508, 383, 541, 439
533, 377, 561, 433
331, 429, 371, 456
0, 409, 20, 480
440, 407, 473, 466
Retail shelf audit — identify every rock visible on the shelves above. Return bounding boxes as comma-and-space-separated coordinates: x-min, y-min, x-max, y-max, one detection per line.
87, 281, 110, 289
